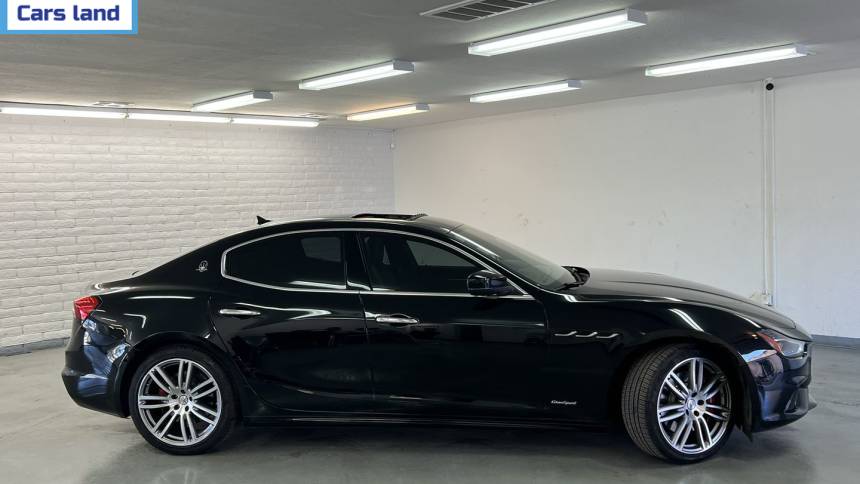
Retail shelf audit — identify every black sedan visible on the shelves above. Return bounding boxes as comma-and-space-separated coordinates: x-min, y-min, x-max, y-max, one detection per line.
62, 213, 814, 462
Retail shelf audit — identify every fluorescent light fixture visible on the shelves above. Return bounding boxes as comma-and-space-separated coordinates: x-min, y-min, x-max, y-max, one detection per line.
646, 44, 810, 77
470, 80, 582, 103
347, 103, 430, 121
468, 9, 647, 56
232, 115, 319, 127
0, 104, 126, 119
192, 91, 273, 112
128, 110, 231, 123
0, 102, 320, 127
299, 60, 415, 90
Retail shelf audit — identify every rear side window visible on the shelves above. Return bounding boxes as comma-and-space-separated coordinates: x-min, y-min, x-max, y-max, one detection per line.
224, 233, 345, 289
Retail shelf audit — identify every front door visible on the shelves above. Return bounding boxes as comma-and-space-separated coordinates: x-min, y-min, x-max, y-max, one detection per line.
356, 231, 548, 418
211, 230, 374, 413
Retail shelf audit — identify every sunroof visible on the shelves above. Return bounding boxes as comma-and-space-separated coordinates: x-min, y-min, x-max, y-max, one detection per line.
352, 213, 428, 221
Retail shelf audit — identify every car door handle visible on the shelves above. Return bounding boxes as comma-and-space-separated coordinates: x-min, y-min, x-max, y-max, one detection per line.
375, 315, 420, 326
218, 308, 261, 317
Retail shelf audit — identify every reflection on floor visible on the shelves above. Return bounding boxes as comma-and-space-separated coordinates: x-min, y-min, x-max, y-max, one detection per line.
0, 345, 857, 484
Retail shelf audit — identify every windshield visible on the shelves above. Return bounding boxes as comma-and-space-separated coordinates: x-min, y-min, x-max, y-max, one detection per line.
450, 224, 579, 290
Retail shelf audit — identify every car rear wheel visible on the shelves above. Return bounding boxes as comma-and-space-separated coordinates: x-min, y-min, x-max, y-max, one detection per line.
622, 345, 734, 463
129, 345, 236, 455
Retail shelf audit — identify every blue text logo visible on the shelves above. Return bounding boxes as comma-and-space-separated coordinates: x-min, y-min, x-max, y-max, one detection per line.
2, 0, 137, 34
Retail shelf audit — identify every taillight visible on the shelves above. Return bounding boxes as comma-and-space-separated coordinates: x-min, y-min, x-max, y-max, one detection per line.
74, 296, 101, 321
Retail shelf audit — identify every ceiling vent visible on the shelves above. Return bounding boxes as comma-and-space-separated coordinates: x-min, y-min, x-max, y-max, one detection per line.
421, 0, 556, 23
294, 113, 329, 119
92, 101, 133, 108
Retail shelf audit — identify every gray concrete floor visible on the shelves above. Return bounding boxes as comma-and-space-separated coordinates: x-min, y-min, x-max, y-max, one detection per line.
0, 346, 858, 484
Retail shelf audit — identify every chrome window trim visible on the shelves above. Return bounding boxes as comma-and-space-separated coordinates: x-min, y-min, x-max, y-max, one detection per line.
220, 227, 533, 300
221, 229, 351, 292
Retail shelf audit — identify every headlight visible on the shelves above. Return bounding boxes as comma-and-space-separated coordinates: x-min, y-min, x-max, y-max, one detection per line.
758, 329, 807, 358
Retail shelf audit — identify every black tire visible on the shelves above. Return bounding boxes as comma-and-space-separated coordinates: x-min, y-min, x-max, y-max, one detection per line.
129, 345, 236, 455
621, 345, 734, 463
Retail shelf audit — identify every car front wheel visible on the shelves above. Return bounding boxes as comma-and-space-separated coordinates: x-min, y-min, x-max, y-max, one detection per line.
129, 345, 236, 455
622, 345, 734, 462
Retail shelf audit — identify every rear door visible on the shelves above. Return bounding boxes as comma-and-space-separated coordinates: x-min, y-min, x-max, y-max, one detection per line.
211, 230, 374, 413
356, 230, 549, 418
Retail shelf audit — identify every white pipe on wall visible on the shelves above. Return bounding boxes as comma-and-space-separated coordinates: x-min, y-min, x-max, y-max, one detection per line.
761, 78, 777, 307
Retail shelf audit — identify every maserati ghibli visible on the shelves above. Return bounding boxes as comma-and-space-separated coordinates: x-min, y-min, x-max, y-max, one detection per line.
62, 213, 814, 462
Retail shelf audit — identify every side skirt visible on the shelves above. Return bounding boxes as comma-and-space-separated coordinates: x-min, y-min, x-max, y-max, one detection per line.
243, 414, 608, 432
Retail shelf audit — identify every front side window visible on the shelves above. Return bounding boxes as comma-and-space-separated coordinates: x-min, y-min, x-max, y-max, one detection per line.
224, 233, 345, 289
450, 224, 577, 290
360, 233, 480, 293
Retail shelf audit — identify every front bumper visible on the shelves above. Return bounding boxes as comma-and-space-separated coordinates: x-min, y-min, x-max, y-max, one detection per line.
745, 344, 815, 431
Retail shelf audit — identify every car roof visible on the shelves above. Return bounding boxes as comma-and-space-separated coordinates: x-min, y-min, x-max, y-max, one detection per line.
134, 214, 468, 283
219, 213, 465, 247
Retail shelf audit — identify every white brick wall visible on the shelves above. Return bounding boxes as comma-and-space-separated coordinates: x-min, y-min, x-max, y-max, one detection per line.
0, 116, 394, 347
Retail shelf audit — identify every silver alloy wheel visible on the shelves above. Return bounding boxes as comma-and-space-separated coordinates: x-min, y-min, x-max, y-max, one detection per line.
656, 357, 731, 454
137, 358, 222, 447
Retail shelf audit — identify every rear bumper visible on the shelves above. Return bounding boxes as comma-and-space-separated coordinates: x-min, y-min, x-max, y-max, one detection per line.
747, 345, 815, 431
61, 321, 129, 418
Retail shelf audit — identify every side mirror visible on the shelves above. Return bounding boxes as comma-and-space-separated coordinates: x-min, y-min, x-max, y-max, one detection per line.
467, 270, 519, 296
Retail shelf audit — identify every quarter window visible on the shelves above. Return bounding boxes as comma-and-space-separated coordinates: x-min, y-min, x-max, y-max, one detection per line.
224, 233, 345, 289
360, 233, 480, 293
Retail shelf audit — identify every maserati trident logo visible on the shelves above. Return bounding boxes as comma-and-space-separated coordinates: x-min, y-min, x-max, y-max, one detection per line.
196, 260, 209, 273
551, 400, 578, 406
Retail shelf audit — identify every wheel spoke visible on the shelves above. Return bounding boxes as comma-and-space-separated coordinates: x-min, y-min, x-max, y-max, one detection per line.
185, 414, 198, 441
139, 402, 172, 409
699, 376, 718, 397
184, 362, 194, 391
148, 370, 171, 394
179, 411, 188, 443
698, 417, 712, 448
157, 411, 178, 438
705, 403, 729, 413
155, 365, 177, 390
150, 409, 171, 433
190, 378, 215, 395
671, 416, 690, 446
704, 381, 725, 400
194, 386, 217, 399
679, 417, 694, 448
659, 411, 686, 423
666, 373, 687, 400
139, 395, 169, 401
191, 379, 217, 399
704, 410, 728, 421
191, 408, 215, 425
694, 418, 706, 449
671, 372, 691, 395
689, 358, 703, 392
193, 403, 218, 417
658, 403, 686, 413
176, 361, 185, 390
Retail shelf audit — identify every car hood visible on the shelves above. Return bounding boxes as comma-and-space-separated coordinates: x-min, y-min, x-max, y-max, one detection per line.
571, 268, 797, 332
